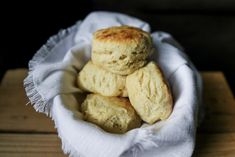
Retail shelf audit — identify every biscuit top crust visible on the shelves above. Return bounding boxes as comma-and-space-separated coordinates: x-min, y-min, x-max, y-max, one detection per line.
93, 26, 150, 43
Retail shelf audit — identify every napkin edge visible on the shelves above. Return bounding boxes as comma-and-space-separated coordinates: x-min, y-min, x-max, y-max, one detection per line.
23, 21, 81, 115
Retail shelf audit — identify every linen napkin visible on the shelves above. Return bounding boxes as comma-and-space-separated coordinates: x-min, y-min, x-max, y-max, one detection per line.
24, 11, 202, 157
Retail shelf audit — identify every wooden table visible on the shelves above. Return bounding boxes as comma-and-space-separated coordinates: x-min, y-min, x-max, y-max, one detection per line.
0, 69, 234, 157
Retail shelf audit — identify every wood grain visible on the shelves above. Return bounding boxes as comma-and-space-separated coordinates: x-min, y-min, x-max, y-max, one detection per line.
0, 69, 56, 133
0, 69, 235, 156
201, 72, 235, 114
0, 133, 234, 157
199, 72, 235, 133
194, 133, 235, 157
0, 134, 65, 157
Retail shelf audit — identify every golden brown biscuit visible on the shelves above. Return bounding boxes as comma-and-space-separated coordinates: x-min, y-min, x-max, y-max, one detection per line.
81, 94, 141, 133
77, 61, 127, 97
126, 61, 173, 124
91, 26, 152, 75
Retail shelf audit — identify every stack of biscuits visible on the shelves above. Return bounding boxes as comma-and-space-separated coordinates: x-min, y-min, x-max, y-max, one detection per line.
77, 26, 173, 134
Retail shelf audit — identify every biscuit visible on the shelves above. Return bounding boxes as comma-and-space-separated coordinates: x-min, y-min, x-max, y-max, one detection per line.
91, 26, 152, 75
77, 61, 127, 97
126, 61, 173, 124
81, 94, 141, 133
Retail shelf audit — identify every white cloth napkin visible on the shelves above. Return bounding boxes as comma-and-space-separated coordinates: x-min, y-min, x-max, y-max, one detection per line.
24, 11, 202, 157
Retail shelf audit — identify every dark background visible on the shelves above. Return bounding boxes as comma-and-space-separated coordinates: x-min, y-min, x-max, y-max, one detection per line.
1, 1, 235, 95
